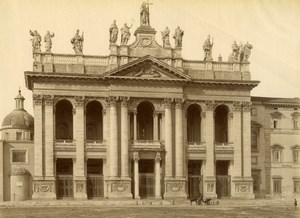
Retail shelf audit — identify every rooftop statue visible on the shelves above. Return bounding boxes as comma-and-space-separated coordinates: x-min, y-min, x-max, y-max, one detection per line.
140, 1, 152, 26
121, 23, 133, 45
44, 31, 55, 53
30, 30, 41, 53
239, 43, 244, 62
161, 27, 171, 48
109, 20, 118, 44
71, 29, 84, 54
242, 42, 253, 63
173, 26, 184, 48
228, 41, 239, 62
203, 35, 213, 61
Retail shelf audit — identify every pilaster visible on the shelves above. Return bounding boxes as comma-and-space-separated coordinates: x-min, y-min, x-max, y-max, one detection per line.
74, 96, 87, 199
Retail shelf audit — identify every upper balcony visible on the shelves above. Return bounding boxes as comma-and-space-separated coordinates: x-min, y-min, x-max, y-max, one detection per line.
131, 140, 162, 151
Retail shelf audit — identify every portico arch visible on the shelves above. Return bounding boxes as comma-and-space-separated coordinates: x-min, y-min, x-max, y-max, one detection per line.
137, 101, 154, 140
214, 105, 229, 143
55, 99, 73, 140
86, 100, 103, 141
187, 104, 202, 143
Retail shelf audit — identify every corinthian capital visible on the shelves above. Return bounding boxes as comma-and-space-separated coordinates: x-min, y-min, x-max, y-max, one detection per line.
106, 96, 118, 107
44, 95, 54, 105
163, 98, 173, 108
74, 96, 85, 107
120, 96, 130, 107
33, 94, 43, 105
175, 98, 183, 108
233, 101, 242, 111
242, 101, 252, 112
205, 100, 215, 111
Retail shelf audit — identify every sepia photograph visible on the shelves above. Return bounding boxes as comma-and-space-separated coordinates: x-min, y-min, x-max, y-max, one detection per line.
0, 0, 299, 217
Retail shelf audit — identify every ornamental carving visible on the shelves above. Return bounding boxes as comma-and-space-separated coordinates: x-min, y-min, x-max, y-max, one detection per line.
233, 101, 242, 111
34, 182, 54, 193
175, 98, 183, 108
205, 100, 215, 111
33, 94, 43, 105
207, 183, 214, 192
167, 182, 183, 192
106, 96, 118, 107
132, 68, 161, 78
112, 183, 128, 192
243, 102, 251, 112
163, 98, 173, 108
44, 95, 54, 105
120, 96, 130, 107
235, 183, 250, 192
138, 37, 153, 48
76, 181, 85, 193
74, 96, 85, 107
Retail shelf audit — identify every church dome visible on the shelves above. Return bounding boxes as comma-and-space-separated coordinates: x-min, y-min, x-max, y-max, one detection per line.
1, 90, 34, 130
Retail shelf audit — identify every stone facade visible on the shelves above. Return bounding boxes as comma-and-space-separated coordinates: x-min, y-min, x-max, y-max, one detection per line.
0, 3, 299, 201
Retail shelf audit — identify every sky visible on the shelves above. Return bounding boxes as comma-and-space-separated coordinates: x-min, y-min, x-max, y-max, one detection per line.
0, 0, 300, 124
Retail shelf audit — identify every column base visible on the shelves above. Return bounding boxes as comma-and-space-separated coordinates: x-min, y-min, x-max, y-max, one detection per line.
163, 178, 187, 199
231, 177, 254, 199
106, 177, 132, 199
74, 177, 87, 200
203, 177, 217, 199
32, 178, 56, 200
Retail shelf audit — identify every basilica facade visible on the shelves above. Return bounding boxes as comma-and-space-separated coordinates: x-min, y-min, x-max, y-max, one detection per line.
0, 4, 299, 201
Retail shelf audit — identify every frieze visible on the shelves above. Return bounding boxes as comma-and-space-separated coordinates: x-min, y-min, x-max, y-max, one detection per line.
33, 94, 43, 105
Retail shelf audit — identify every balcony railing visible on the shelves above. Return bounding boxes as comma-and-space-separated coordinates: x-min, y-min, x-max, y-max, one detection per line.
54, 139, 75, 151
131, 140, 161, 150
85, 140, 104, 145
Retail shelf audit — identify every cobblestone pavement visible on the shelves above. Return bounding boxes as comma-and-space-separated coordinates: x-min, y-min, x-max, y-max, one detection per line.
0, 199, 299, 218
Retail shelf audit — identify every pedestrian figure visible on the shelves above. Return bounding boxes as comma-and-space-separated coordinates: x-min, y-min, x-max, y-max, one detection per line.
295, 199, 297, 207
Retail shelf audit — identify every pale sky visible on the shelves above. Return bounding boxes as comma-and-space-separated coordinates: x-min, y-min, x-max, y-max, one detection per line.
0, 0, 300, 123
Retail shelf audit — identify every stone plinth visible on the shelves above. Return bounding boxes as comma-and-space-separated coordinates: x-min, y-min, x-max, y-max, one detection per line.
231, 177, 254, 199
203, 177, 217, 199
32, 179, 56, 200
163, 178, 187, 199
74, 177, 87, 199
106, 178, 132, 199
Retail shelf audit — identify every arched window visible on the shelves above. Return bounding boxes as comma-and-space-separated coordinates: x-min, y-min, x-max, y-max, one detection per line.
137, 101, 154, 140
86, 101, 103, 141
214, 105, 229, 143
187, 104, 201, 143
55, 100, 73, 140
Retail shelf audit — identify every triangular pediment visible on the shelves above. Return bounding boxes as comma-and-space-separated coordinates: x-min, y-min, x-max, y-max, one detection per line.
104, 56, 191, 81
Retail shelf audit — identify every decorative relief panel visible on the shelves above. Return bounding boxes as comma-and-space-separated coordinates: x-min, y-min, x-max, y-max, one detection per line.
166, 182, 183, 192
33, 181, 54, 193
112, 183, 129, 192
75, 181, 85, 193
235, 183, 251, 192
207, 183, 215, 192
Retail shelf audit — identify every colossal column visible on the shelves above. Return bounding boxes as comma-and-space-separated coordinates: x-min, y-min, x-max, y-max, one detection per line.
175, 98, 183, 177
74, 96, 87, 199
203, 100, 217, 198
164, 98, 173, 178
120, 97, 129, 178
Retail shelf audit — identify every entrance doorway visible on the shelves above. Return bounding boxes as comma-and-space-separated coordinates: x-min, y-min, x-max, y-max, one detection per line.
139, 159, 155, 198
87, 159, 104, 199
216, 160, 231, 198
188, 160, 203, 198
56, 158, 73, 199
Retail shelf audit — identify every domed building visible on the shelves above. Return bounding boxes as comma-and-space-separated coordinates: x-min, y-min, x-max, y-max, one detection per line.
0, 90, 34, 201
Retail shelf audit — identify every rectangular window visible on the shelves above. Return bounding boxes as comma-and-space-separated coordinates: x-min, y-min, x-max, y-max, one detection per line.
273, 120, 277, 129
251, 132, 258, 150
293, 120, 298, 129
273, 179, 282, 193
16, 132, 22, 140
273, 150, 281, 162
294, 151, 299, 163
12, 150, 27, 163
294, 180, 300, 193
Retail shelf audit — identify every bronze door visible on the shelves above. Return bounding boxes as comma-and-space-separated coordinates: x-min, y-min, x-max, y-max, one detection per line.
56, 175, 73, 199
139, 173, 155, 198
216, 175, 231, 198
188, 175, 203, 198
87, 175, 104, 199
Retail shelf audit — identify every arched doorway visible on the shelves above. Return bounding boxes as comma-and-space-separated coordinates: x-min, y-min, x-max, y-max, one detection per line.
55, 100, 73, 140
214, 105, 229, 143
85, 101, 103, 141
137, 101, 154, 140
187, 104, 202, 143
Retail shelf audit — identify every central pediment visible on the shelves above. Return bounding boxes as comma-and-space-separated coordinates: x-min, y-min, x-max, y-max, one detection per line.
104, 55, 191, 81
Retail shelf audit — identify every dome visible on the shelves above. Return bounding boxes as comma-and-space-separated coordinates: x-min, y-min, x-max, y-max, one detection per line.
1, 89, 34, 130
2, 109, 34, 130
